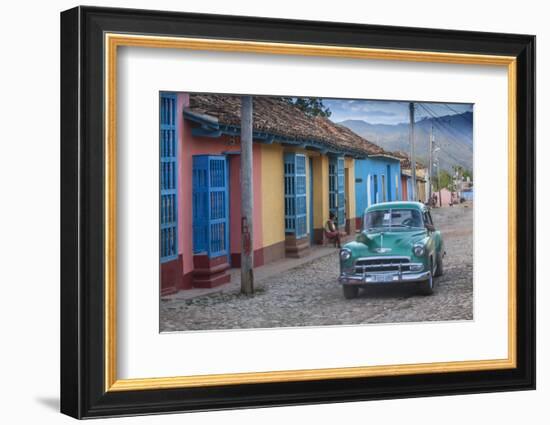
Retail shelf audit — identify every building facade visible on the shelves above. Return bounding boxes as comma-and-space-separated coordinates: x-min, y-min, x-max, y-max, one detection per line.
390, 151, 429, 204
353, 155, 402, 230
160, 93, 396, 295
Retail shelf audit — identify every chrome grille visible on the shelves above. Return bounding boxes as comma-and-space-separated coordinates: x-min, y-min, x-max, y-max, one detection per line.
354, 257, 411, 274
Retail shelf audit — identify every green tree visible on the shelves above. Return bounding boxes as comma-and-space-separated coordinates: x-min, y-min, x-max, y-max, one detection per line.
434, 170, 452, 191
282, 97, 332, 117
463, 169, 473, 180
452, 165, 464, 175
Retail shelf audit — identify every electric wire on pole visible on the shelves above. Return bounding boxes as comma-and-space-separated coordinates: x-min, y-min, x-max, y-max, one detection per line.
429, 123, 434, 202
409, 102, 417, 201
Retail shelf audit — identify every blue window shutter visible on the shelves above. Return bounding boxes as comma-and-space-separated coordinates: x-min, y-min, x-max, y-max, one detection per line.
337, 157, 345, 226
160, 93, 178, 262
284, 153, 296, 233
284, 153, 307, 238
192, 155, 229, 258
329, 159, 336, 215
386, 164, 392, 201
295, 154, 307, 238
373, 174, 378, 204
192, 156, 209, 254
329, 156, 346, 226
208, 157, 229, 257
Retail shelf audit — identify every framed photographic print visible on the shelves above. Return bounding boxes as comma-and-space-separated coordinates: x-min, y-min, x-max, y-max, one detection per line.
60, 6, 535, 419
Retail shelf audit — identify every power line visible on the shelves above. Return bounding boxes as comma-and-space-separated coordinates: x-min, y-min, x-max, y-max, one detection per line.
417, 104, 463, 144
420, 104, 471, 139
418, 103, 472, 142
415, 104, 462, 167
443, 104, 473, 125
417, 105, 469, 168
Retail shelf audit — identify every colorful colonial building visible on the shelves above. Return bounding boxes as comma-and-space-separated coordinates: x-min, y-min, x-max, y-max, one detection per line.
392, 151, 429, 203
353, 152, 402, 230
160, 93, 400, 295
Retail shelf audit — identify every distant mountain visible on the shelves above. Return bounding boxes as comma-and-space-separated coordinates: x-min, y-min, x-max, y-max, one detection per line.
338, 111, 473, 173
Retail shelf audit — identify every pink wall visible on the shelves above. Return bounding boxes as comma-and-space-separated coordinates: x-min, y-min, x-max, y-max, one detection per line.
438, 188, 457, 207
178, 94, 263, 275
176, 93, 187, 257
228, 147, 263, 255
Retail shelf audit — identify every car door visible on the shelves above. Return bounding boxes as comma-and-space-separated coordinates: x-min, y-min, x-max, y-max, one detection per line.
423, 210, 436, 257
425, 210, 442, 256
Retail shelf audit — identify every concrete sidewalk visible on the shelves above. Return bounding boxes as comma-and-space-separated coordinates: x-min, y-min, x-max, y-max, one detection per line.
161, 242, 348, 302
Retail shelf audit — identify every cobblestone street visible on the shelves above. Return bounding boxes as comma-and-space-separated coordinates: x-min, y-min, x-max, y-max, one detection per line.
160, 203, 473, 332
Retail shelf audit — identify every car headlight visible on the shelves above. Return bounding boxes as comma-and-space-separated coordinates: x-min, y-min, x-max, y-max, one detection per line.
340, 249, 352, 261
413, 244, 425, 257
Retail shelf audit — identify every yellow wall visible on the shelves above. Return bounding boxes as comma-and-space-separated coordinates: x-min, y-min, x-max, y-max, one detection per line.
417, 181, 427, 203
312, 155, 329, 229
260, 144, 286, 247
344, 157, 356, 220
260, 148, 352, 242
282, 147, 318, 235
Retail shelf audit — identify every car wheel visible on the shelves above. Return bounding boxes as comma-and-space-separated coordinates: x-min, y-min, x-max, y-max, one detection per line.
343, 285, 359, 299
434, 252, 444, 277
418, 260, 435, 295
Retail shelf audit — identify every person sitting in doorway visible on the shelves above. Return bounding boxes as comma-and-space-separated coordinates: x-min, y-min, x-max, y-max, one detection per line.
324, 212, 344, 248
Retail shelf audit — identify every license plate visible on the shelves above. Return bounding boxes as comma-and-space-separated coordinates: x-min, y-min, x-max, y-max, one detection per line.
373, 273, 393, 282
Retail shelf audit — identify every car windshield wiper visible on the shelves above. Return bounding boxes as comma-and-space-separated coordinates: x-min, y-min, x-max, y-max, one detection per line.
366, 226, 385, 232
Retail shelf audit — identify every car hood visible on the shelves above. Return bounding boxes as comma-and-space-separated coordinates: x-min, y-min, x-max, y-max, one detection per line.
348, 229, 428, 257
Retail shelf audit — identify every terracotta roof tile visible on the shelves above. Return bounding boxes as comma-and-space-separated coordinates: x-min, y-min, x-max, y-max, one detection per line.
186, 94, 389, 157
391, 150, 425, 169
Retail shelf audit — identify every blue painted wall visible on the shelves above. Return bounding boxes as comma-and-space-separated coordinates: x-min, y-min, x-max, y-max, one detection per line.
462, 189, 474, 201
354, 157, 402, 217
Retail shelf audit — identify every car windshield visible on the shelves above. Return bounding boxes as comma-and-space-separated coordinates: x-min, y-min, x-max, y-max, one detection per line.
364, 208, 424, 230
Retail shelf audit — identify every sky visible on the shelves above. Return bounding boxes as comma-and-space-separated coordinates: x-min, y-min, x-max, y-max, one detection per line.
323, 99, 473, 125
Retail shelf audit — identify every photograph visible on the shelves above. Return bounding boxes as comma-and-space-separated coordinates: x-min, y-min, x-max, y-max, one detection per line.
159, 93, 474, 332
57, 4, 535, 419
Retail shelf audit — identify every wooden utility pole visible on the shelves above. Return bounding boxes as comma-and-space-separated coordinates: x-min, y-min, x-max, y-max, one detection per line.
437, 162, 442, 207
428, 123, 434, 202
409, 102, 417, 201
240, 96, 254, 295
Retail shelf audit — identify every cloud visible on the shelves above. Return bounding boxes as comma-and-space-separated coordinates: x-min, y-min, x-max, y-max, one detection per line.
324, 99, 405, 124
323, 98, 472, 126
363, 110, 397, 117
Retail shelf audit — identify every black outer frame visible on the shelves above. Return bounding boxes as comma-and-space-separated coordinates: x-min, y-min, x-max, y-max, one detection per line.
60, 6, 535, 419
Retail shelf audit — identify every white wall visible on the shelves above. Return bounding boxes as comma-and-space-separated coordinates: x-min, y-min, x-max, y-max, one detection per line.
0, 0, 545, 424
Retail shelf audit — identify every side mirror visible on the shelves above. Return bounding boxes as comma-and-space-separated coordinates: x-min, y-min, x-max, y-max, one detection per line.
425, 223, 435, 232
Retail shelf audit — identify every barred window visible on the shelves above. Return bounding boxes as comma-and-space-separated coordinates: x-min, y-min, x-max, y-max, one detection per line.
329, 156, 345, 226
284, 153, 307, 238
192, 155, 229, 258
160, 93, 178, 262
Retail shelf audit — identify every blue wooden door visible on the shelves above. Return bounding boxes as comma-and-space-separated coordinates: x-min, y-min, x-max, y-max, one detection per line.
192, 155, 229, 258
329, 156, 345, 227
284, 153, 307, 238
372, 174, 378, 204
309, 157, 314, 243
386, 164, 392, 201
337, 157, 345, 226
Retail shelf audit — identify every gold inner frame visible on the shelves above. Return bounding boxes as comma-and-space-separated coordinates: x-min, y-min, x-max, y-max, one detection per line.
104, 33, 517, 392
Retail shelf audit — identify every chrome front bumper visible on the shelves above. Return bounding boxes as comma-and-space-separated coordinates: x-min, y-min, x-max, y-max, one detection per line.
338, 270, 431, 285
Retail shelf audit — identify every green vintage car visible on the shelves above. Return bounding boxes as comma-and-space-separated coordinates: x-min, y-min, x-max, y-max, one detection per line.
338, 201, 445, 299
